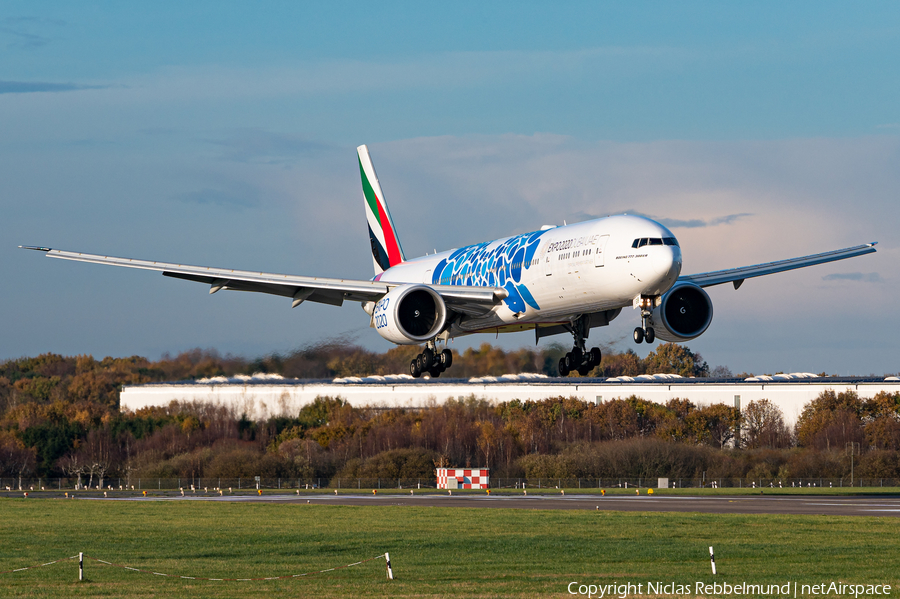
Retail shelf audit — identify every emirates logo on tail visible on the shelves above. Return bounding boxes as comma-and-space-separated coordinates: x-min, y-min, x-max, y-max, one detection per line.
358, 145, 406, 274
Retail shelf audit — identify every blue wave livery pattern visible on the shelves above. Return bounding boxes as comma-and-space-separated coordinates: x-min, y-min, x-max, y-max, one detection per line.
431, 229, 548, 313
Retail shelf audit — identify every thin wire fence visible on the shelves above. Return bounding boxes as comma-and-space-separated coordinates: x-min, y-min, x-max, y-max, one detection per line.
0, 553, 392, 582
3, 476, 899, 492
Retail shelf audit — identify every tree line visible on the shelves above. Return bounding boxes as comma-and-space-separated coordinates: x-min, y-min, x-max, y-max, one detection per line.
1, 344, 898, 485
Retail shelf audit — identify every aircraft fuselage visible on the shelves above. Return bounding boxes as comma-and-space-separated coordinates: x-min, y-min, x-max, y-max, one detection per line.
376, 214, 682, 335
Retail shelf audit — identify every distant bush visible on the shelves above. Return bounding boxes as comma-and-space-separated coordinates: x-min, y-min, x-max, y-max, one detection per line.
519, 438, 715, 479
332, 448, 438, 481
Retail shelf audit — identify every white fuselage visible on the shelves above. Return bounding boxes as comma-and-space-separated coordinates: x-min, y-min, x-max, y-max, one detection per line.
376, 215, 682, 336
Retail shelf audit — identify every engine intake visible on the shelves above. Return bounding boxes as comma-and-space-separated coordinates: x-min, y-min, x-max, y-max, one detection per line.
370, 284, 448, 345
649, 283, 713, 342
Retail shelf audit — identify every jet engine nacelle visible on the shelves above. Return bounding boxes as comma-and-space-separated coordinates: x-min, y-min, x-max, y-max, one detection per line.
370, 284, 448, 345
648, 283, 713, 342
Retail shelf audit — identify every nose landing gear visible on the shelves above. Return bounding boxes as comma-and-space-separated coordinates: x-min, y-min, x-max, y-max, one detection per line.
633, 296, 657, 344
409, 342, 452, 378
633, 326, 655, 344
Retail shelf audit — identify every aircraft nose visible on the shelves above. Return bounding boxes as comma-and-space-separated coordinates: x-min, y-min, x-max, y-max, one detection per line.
650, 246, 682, 289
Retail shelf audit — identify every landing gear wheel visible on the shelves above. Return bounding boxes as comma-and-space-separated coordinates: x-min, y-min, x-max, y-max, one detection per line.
440, 349, 453, 369
644, 327, 655, 343
421, 348, 434, 369
577, 364, 591, 376
429, 367, 443, 378
570, 347, 583, 366
633, 327, 644, 344
558, 357, 570, 377
588, 347, 602, 367
410, 359, 422, 378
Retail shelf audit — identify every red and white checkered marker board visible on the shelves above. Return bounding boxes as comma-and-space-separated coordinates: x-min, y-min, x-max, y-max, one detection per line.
436, 468, 489, 489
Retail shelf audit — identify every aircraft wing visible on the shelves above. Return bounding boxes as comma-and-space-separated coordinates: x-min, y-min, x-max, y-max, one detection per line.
678, 242, 877, 290
19, 247, 506, 309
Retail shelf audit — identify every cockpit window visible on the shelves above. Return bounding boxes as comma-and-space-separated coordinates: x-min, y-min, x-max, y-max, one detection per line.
632, 237, 680, 248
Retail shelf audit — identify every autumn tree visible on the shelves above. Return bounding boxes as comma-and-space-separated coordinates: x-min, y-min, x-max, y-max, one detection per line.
644, 344, 709, 377
864, 392, 900, 450
795, 390, 865, 450
742, 399, 792, 449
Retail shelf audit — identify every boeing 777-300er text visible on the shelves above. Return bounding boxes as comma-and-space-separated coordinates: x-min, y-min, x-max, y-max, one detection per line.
22, 145, 877, 378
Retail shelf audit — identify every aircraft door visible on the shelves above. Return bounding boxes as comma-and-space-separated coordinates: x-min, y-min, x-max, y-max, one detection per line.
594, 235, 610, 267
543, 250, 553, 276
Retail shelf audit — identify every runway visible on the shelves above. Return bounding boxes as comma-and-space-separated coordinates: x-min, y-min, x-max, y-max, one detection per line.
85, 492, 900, 517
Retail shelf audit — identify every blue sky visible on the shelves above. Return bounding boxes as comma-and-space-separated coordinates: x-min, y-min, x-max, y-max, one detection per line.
2, 2, 898, 374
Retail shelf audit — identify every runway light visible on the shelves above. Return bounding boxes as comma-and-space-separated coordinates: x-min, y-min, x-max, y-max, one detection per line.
373, 489, 377, 495
601, 490, 605, 496
258, 489, 262, 496
648, 489, 654, 495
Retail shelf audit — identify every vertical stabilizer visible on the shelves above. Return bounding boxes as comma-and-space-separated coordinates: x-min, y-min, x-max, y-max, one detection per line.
358, 145, 406, 274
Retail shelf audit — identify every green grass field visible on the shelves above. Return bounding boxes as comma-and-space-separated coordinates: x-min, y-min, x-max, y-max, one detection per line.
1, 498, 898, 598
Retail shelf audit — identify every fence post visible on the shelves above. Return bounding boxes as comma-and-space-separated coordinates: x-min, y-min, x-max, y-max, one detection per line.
385, 552, 394, 580
79, 552, 84, 581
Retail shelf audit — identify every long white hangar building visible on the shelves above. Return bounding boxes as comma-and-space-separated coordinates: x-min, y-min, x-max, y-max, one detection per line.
120, 373, 900, 427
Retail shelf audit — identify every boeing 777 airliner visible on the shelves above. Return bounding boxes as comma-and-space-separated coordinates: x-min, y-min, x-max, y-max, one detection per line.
22, 145, 877, 378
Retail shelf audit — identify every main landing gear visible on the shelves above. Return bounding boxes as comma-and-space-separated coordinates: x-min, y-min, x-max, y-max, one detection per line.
410, 343, 452, 378
558, 314, 602, 377
558, 346, 602, 377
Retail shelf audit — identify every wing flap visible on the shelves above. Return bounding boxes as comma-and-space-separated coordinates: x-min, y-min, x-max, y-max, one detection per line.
680, 243, 877, 288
